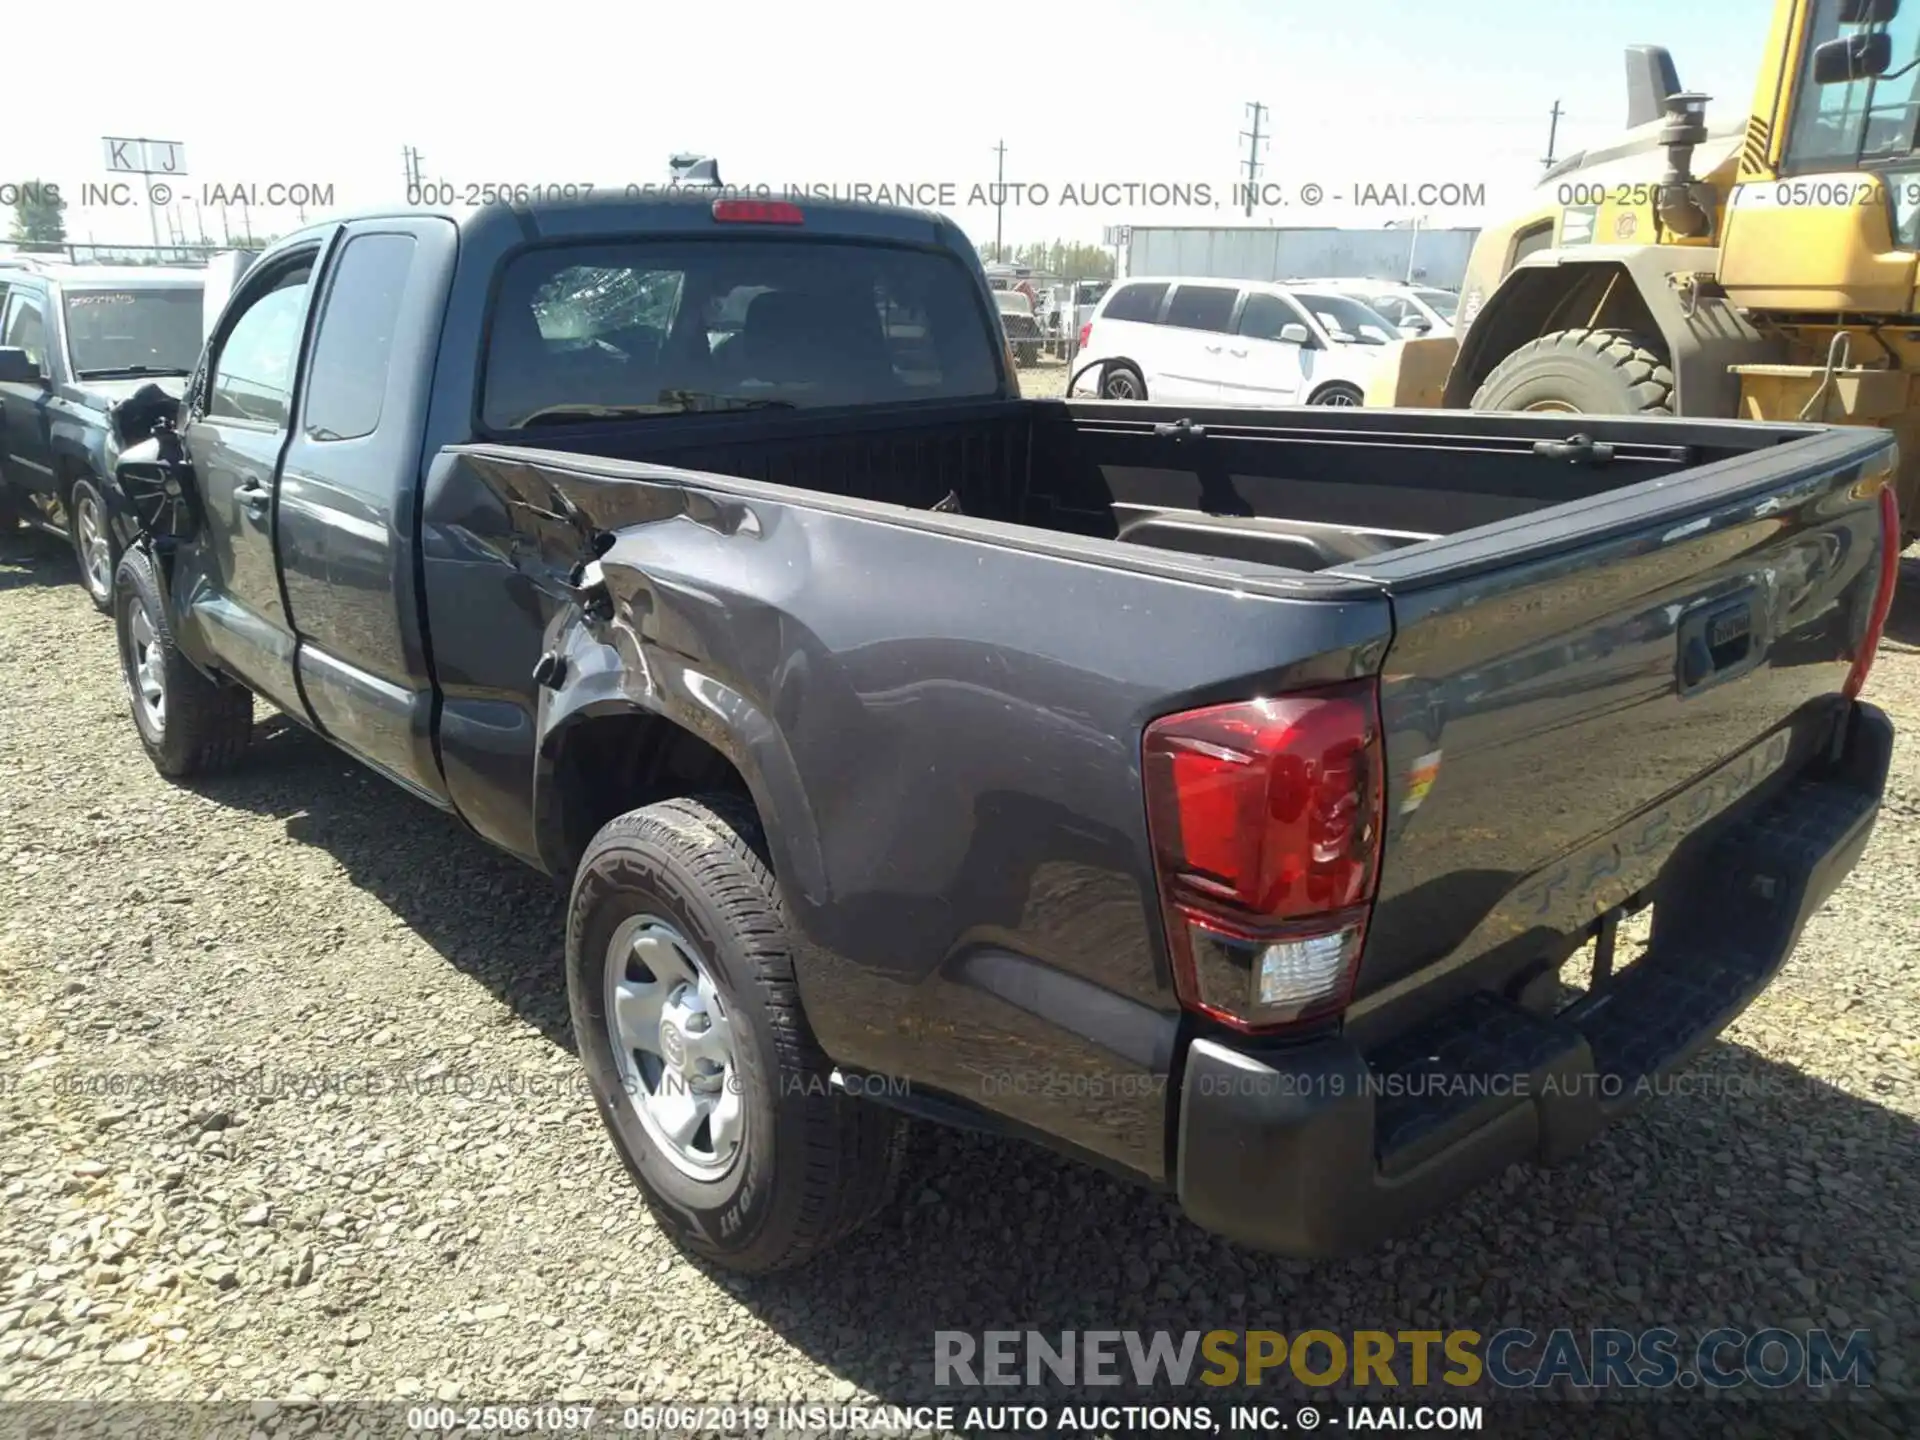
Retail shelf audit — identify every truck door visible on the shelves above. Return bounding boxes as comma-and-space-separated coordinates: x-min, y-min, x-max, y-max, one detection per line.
0, 286, 59, 503
177, 242, 327, 717
1217, 290, 1308, 404
275, 218, 458, 806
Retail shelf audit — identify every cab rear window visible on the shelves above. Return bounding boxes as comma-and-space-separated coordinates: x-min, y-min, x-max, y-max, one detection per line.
482, 240, 1001, 429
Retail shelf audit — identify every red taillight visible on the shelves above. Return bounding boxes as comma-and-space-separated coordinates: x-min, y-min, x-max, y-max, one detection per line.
1078, 321, 1092, 351
711, 200, 804, 225
1143, 680, 1385, 1032
1844, 484, 1901, 701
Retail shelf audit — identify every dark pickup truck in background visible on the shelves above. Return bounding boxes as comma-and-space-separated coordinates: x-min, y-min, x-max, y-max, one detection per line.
107, 192, 1900, 1273
0, 260, 204, 610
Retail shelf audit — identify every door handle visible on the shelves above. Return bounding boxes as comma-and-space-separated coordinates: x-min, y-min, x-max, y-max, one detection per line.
1229, 348, 1248, 357
1203, 344, 1223, 354
237, 479, 269, 516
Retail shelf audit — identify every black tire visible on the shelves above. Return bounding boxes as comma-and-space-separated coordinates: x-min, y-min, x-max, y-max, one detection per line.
113, 547, 254, 777
67, 477, 120, 613
567, 794, 905, 1273
1100, 362, 1146, 401
1308, 382, 1365, 407
1469, 327, 1674, 415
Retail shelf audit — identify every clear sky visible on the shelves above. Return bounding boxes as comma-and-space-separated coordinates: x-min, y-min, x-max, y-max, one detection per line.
3, 0, 1769, 251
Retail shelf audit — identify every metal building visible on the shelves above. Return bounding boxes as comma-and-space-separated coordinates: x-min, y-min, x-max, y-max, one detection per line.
1121, 226, 1481, 289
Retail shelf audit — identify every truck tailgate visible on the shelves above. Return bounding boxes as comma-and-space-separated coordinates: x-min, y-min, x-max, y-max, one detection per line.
1336, 424, 1897, 1039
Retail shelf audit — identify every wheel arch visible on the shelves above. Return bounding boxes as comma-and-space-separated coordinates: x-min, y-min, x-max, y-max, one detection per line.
1444, 246, 1784, 414
534, 680, 827, 912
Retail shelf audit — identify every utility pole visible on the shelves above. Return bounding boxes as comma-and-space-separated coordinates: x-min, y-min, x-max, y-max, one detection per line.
992, 140, 1007, 263
1241, 102, 1268, 218
1542, 100, 1564, 168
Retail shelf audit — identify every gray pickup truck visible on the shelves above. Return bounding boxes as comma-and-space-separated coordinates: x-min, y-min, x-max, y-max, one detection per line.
107, 190, 1899, 1273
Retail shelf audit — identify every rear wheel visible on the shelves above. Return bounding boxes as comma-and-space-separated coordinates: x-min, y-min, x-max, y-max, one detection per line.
1469, 328, 1674, 416
68, 478, 119, 612
113, 548, 254, 777
1100, 362, 1146, 401
567, 794, 904, 1273
1308, 382, 1365, 407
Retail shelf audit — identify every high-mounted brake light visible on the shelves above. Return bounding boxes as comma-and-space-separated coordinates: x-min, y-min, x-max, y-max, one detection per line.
1844, 483, 1901, 701
1143, 680, 1384, 1033
712, 200, 804, 225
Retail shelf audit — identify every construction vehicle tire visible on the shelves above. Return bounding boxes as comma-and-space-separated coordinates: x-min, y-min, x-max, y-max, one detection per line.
1470, 328, 1674, 416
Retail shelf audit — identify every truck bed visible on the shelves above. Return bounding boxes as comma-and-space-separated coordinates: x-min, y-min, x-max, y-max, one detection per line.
512, 396, 1810, 576
422, 399, 1890, 1198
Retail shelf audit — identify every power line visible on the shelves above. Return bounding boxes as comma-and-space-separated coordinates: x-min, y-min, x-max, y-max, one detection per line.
1241, 102, 1268, 218
992, 140, 1007, 263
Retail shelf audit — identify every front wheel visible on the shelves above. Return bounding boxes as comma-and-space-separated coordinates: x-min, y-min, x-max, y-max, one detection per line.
113, 548, 254, 777
69, 478, 119, 612
567, 794, 904, 1273
1469, 327, 1674, 415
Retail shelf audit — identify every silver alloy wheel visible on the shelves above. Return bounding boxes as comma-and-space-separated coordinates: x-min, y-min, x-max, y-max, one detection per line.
604, 914, 743, 1179
76, 492, 111, 598
1102, 369, 1140, 400
1316, 388, 1361, 406
128, 602, 166, 732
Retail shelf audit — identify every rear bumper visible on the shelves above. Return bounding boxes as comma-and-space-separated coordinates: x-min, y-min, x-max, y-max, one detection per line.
1174, 702, 1893, 1258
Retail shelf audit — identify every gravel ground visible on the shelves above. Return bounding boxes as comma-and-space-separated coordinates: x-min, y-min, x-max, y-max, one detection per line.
1017, 359, 1071, 400
1, 526, 1916, 1438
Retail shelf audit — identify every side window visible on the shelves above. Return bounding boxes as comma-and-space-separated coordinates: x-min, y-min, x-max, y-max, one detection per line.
1237, 292, 1303, 341
1165, 285, 1238, 333
1103, 282, 1168, 323
1784, 1, 1920, 169
1510, 220, 1554, 267
3, 292, 48, 370
1367, 295, 1411, 326
208, 263, 314, 427
303, 234, 417, 441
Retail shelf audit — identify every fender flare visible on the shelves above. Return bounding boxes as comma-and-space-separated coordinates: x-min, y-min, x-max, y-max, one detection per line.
531, 637, 829, 905
1446, 244, 1785, 415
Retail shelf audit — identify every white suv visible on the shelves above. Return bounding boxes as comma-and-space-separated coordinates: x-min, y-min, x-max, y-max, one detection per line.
1070, 277, 1401, 406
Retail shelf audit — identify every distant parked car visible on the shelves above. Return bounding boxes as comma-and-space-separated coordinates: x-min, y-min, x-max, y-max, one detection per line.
1041, 279, 1111, 340
1070, 277, 1399, 405
995, 290, 1043, 366
1290, 277, 1459, 338
0, 260, 205, 610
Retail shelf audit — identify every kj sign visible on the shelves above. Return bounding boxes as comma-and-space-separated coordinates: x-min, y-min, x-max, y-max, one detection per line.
102, 138, 188, 176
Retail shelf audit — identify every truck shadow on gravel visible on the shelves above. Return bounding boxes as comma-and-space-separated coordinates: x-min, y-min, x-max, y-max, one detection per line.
187, 716, 576, 1050
0, 531, 81, 594
737, 1054, 1917, 1422
181, 707, 1914, 1427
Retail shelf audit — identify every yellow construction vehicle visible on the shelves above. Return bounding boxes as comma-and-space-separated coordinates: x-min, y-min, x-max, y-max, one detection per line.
1366, 0, 1920, 541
